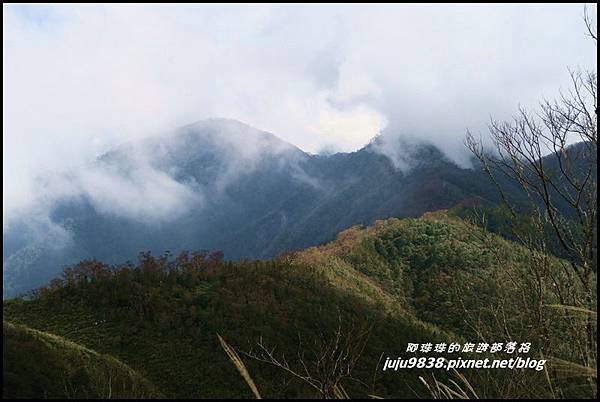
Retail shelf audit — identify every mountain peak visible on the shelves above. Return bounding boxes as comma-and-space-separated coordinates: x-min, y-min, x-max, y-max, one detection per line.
177, 118, 304, 157
364, 132, 452, 171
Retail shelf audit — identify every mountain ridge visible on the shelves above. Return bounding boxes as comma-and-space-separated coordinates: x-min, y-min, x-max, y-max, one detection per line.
1, 119, 524, 297
4, 211, 590, 398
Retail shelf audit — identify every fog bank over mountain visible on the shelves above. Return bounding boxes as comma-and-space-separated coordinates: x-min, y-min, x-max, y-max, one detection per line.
4, 4, 597, 227
3, 116, 595, 298
3, 118, 514, 297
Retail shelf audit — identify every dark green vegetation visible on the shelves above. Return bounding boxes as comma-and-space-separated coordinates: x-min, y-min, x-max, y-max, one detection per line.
452, 141, 597, 270
4, 213, 594, 398
2, 321, 159, 398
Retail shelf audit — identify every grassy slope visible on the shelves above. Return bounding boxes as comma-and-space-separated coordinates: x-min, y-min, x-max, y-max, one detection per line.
4, 263, 447, 398
3, 212, 589, 398
2, 321, 159, 398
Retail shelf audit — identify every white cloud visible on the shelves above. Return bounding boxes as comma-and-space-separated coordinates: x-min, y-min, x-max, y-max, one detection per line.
3, 3, 597, 226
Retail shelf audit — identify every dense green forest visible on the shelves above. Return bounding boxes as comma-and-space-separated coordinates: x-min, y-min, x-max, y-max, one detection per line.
4, 213, 596, 398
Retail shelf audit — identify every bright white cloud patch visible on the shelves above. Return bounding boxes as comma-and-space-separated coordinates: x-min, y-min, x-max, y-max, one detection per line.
3, 3, 597, 226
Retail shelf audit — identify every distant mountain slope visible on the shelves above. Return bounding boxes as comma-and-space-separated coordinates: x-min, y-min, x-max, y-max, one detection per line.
4, 212, 590, 398
0, 119, 532, 297
2, 321, 159, 398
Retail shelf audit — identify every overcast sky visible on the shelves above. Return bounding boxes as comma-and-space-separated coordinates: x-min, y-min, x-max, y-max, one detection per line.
3, 3, 597, 225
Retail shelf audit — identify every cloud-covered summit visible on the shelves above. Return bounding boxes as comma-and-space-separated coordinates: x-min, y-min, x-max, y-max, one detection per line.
4, 3, 597, 227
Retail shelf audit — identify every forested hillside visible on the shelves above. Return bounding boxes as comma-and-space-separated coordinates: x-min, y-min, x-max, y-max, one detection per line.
4, 213, 594, 398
